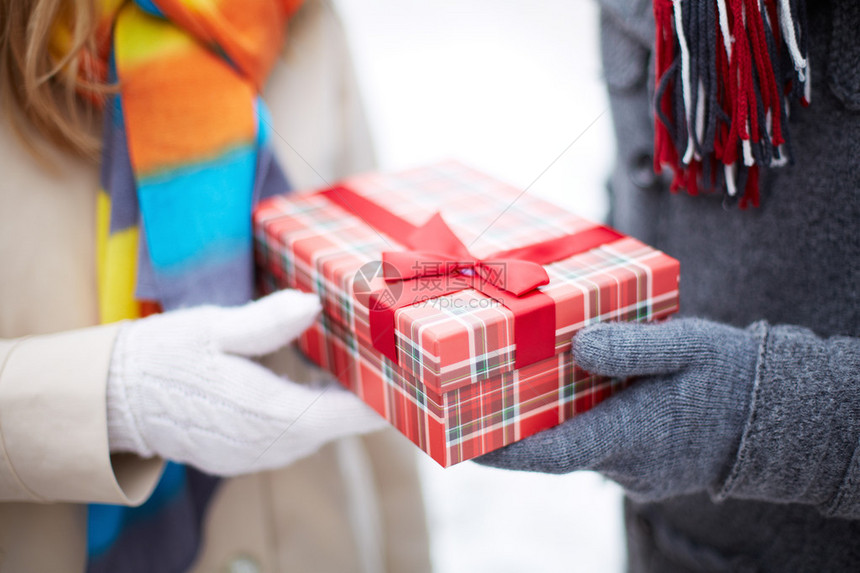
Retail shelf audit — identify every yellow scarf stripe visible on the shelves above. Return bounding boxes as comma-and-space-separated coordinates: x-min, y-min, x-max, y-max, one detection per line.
97, 190, 141, 322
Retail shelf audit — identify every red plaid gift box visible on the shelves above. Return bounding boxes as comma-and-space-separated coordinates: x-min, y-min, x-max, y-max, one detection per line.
254, 162, 680, 467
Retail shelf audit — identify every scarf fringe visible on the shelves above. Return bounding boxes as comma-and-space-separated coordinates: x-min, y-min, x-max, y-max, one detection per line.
653, 0, 809, 208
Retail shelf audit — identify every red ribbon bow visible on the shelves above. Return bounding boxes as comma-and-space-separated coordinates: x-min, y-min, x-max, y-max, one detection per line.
320, 185, 624, 371
382, 213, 550, 296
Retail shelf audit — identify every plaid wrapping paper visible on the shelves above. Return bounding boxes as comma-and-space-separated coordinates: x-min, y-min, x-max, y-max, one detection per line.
254, 161, 680, 393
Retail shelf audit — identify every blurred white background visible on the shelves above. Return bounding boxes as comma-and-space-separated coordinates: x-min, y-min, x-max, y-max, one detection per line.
334, 1, 626, 571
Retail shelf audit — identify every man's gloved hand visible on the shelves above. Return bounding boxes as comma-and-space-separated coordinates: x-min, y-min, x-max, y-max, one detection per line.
476, 318, 767, 501
106, 289, 387, 477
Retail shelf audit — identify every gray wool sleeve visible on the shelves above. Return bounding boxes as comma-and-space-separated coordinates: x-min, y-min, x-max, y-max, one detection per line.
715, 325, 860, 518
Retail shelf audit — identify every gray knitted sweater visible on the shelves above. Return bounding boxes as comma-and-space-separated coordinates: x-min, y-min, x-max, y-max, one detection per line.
600, 0, 860, 571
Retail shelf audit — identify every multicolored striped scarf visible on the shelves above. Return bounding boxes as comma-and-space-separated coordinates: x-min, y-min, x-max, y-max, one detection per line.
58, 0, 302, 570
653, 0, 809, 207
96, 0, 301, 319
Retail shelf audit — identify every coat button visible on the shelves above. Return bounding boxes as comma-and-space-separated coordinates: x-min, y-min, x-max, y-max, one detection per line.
225, 555, 261, 573
628, 151, 657, 190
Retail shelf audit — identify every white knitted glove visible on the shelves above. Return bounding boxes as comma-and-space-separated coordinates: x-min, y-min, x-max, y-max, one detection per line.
106, 289, 387, 476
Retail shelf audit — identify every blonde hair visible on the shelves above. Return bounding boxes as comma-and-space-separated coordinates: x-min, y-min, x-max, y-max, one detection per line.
0, 0, 104, 160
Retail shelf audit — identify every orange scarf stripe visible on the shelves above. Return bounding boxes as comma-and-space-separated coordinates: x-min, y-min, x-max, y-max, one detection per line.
145, 0, 289, 90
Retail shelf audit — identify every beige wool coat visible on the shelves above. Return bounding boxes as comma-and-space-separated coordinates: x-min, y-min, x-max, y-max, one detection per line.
0, 2, 431, 572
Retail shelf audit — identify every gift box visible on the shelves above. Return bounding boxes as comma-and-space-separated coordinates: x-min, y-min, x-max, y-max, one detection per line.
253, 162, 680, 467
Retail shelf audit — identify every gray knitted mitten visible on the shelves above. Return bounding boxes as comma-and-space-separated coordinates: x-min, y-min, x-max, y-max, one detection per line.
476, 318, 766, 502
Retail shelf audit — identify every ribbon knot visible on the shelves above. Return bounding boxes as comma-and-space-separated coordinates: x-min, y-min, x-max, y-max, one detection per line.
381, 213, 551, 296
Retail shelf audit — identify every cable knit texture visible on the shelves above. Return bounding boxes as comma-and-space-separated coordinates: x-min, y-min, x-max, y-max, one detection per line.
106, 289, 387, 476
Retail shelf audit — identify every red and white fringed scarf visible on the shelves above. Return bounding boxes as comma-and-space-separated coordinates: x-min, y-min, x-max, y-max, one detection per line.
653, 0, 809, 207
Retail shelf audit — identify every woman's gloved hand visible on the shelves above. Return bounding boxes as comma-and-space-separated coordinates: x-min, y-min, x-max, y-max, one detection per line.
476, 318, 767, 501
106, 289, 387, 477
